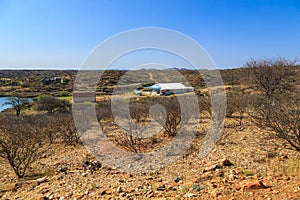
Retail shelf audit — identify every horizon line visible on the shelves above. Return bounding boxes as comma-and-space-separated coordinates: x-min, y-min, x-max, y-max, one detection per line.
0, 66, 242, 71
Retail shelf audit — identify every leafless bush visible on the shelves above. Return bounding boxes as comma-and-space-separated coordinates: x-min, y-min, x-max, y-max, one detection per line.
226, 93, 238, 118
129, 101, 150, 123
245, 58, 295, 97
96, 98, 157, 152
198, 90, 227, 127
42, 114, 62, 144
114, 121, 142, 153
151, 97, 182, 137
111, 101, 146, 153
226, 90, 249, 126
250, 92, 300, 151
200, 88, 251, 126
58, 114, 80, 145
247, 58, 300, 151
0, 115, 45, 178
234, 92, 249, 126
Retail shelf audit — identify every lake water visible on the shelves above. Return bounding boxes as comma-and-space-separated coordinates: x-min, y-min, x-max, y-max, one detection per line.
0, 97, 33, 112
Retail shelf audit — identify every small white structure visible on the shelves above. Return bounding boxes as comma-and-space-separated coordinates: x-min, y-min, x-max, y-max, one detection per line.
145, 83, 194, 96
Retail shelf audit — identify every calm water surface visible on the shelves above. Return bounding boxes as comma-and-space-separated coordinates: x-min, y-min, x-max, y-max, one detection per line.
0, 97, 33, 112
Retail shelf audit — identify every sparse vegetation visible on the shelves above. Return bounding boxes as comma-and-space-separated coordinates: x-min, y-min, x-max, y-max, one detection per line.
151, 97, 182, 137
0, 115, 45, 178
59, 114, 80, 145
250, 91, 300, 151
37, 96, 71, 114
112, 103, 143, 153
245, 57, 295, 97
0, 63, 300, 199
247, 58, 300, 151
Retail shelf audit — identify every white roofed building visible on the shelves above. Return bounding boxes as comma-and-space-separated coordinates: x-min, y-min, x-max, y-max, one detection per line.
145, 83, 194, 96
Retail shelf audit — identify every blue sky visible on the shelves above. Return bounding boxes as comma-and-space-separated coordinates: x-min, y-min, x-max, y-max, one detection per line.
0, 0, 299, 69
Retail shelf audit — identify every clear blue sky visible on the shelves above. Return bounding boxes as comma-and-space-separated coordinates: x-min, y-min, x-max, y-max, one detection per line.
0, 0, 299, 69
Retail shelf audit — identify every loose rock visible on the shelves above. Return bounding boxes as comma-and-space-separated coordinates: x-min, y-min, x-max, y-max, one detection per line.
157, 185, 166, 191
184, 193, 200, 198
239, 180, 268, 190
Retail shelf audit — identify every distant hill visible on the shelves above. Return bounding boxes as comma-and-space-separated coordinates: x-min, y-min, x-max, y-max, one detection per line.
0, 66, 299, 97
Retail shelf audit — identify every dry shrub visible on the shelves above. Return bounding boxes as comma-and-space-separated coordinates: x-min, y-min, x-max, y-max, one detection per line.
96, 97, 184, 152
226, 90, 249, 126
245, 57, 295, 97
250, 92, 300, 151
247, 58, 299, 151
151, 97, 182, 137
58, 114, 80, 145
42, 114, 62, 144
0, 115, 46, 178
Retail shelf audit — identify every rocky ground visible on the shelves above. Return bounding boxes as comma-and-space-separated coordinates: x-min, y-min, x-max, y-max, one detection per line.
0, 118, 300, 200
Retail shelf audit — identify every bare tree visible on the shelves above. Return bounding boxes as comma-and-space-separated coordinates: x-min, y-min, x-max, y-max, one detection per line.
58, 114, 80, 145
111, 101, 147, 153
245, 58, 295, 97
0, 115, 45, 178
226, 93, 238, 118
225, 89, 249, 126
42, 114, 61, 144
247, 58, 300, 151
152, 97, 182, 137
250, 92, 300, 151
198, 90, 226, 128
235, 92, 249, 126
4, 97, 29, 116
